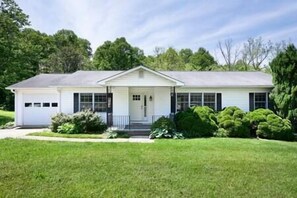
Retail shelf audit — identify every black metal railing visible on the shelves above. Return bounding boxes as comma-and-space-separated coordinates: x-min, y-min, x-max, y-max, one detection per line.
109, 114, 174, 130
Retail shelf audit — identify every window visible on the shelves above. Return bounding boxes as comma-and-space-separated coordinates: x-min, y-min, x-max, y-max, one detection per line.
255, 93, 267, 109
94, 94, 107, 112
177, 93, 189, 111
52, 103, 58, 107
43, 103, 50, 107
34, 103, 41, 107
204, 93, 216, 109
190, 93, 202, 107
80, 93, 93, 110
133, 95, 141, 101
25, 103, 32, 107
176, 92, 218, 112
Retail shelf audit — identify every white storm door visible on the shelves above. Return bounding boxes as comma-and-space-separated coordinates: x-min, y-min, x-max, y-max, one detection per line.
130, 94, 143, 120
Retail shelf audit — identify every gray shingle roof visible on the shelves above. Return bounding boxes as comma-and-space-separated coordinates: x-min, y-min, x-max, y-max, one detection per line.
161, 71, 273, 87
7, 70, 273, 89
6, 74, 70, 88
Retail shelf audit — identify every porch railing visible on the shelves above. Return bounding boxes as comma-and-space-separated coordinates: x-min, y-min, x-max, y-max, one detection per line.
109, 114, 174, 130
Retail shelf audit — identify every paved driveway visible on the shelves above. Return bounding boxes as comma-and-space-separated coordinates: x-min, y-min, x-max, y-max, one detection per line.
0, 128, 47, 139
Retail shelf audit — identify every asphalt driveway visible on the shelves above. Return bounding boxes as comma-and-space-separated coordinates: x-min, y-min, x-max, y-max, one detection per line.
0, 128, 47, 139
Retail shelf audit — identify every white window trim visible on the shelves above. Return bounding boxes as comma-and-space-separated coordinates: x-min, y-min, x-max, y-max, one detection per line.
176, 92, 218, 112
253, 92, 268, 109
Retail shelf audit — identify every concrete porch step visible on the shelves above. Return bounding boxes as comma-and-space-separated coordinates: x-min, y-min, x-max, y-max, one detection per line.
127, 130, 150, 136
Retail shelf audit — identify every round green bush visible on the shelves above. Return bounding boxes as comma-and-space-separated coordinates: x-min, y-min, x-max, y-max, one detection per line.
151, 116, 176, 132
216, 106, 250, 138
72, 110, 107, 133
50, 113, 71, 132
175, 106, 218, 138
247, 109, 294, 141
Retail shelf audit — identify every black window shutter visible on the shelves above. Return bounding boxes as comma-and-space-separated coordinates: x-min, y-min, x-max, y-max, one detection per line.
171, 92, 176, 113
249, 93, 254, 111
216, 93, 222, 111
74, 93, 79, 113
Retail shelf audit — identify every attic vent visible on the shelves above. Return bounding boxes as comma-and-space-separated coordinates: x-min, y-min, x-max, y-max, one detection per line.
139, 70, 144, 78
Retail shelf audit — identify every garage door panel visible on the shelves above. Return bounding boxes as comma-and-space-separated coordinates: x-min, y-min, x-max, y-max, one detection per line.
23, 94, 59, 126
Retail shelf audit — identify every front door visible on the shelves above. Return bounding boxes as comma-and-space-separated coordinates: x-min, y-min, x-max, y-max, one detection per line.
130, 93, 148, 121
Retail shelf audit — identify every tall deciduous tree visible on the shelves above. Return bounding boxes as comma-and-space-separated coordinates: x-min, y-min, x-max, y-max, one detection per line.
218, 39, 240, 71
270, 44, 297, 131
39, 29, 92, 73
0, 0, 30, 110
188, 47, 217, 71
242, 37, 273, 70
93, 37, 145, 70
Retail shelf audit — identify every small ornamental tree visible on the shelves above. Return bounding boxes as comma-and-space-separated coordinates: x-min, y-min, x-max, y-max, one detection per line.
270, 44, 297, 132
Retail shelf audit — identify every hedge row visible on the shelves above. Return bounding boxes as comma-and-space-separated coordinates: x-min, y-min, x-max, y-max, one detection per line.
151, 106, 295, 141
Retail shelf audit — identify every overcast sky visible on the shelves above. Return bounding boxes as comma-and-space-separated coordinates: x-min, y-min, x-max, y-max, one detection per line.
16, 0, 297, 57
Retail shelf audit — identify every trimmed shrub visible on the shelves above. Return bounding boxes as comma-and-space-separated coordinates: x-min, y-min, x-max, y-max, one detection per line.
175, 106, 218, 138
50, 110, 107, 134
57, 123, 78, 134
50, 113, 71, 132
151, 116, 176, 132
72, 110, 107, 133
150, 116, 183, 139
247, 109, 294, 141
216, 106, 250, 138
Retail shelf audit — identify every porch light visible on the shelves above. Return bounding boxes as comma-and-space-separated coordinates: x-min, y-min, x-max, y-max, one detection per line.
149, 96, 153, 101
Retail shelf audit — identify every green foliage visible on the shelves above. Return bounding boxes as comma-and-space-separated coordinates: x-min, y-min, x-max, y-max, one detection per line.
175, 106, 218, 138
93, 37, 145, 70
151, 116, 176, 133
72, 110, 107, 133
150, 116, 183, 139
50, 113, 72, 132
50, 110, 107, 134
0, 121, 14, 129
187, 47, 217, 71
247, 109, 294, 141
57, 123, 78, 134
216, 106, 250, 138
270, 44, 297, 132
40, 29, 92, 73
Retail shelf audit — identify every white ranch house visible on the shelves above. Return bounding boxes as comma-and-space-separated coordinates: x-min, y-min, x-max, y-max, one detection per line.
7, 66, 273, 128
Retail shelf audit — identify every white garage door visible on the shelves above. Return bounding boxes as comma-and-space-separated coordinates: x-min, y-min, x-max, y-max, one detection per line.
23, 93, 59, 126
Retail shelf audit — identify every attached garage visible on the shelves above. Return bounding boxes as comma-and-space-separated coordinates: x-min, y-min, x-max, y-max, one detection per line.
22, 93, 59, 126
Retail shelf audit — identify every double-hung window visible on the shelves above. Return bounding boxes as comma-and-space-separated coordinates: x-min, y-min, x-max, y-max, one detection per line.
190, 93, 202, 107
80, 93, 93, 111
94, 94, 107, 112
254, 93, 267, 109
177, 93, 189, 112
204, 93, 216, 109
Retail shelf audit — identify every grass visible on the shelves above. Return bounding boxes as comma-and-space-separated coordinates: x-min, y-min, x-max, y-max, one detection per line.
0, 138, 297, 197
27, 131, 104, 139
0, 110, 14, 126
27, 130, 130, 139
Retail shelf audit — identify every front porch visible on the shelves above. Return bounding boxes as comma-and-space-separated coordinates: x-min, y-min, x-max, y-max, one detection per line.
108, 114, 172, 131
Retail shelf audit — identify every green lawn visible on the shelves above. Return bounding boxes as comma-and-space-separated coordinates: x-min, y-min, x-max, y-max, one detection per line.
0, 110, 14, 126
0, 138, 297, 197
28, 131, 104, 139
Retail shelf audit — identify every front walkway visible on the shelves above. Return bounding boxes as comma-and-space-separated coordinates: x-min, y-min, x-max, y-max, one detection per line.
0, 128, 154, 143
